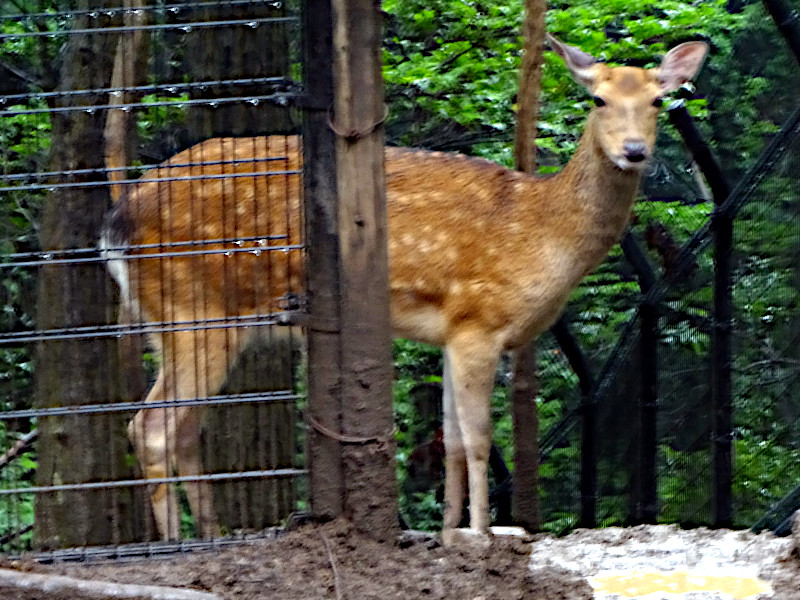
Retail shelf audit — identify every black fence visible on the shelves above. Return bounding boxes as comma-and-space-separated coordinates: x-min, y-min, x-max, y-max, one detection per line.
537, 2, 800, 534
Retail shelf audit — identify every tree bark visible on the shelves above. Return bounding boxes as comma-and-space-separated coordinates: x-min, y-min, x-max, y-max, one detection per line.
182, 0, 293, 140
510, 0, 546, 532
510, 345, 541, 531
304, 0, 344, 521
34, 2, 138, 549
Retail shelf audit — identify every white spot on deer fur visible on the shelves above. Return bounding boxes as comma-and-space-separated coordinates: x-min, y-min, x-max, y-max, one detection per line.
401, 234, 414, 247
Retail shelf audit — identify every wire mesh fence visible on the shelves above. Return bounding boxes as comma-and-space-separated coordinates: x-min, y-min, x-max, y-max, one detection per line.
0, 0, 305, 554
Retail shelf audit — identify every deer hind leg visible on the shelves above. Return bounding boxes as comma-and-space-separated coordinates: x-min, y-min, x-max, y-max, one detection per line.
442, 350, 466, 532
130, 327, 246, 540
441, 333, 499, 545
128, 371, 182, 540
174, 405, 219, 538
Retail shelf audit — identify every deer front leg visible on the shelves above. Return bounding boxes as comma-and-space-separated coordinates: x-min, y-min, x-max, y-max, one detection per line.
441, 334, 499, 545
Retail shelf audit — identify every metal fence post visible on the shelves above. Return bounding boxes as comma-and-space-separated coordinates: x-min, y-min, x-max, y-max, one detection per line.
669, 101, 733, 528
761, 0, 800, 67
550, 318, 597, 527
636, 300, 659, 524
619, 231, 660, 524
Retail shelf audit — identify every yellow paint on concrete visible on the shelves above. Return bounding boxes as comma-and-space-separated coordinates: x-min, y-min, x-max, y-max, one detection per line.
589, 570, 771, 599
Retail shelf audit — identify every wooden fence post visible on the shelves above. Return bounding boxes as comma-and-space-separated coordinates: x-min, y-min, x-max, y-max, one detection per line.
330, 0, 397, 541
304, 0, 344, 521
305, 0, 397, 540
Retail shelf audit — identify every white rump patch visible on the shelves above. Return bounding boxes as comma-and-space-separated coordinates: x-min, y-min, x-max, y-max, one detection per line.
99, 233, 136, 314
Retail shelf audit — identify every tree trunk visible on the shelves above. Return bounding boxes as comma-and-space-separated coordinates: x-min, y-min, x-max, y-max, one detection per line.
183, 0, 293, 140
34, 3, 138, 549
510, 345, 541, 531
510, 0, 546, 532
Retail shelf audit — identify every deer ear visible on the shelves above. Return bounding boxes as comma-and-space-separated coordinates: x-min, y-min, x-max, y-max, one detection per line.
547, 33, 599, 90
657, 41, 709, 93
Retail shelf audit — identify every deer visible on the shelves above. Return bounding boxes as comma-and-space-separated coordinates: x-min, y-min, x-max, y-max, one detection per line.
101, 34, 708, 543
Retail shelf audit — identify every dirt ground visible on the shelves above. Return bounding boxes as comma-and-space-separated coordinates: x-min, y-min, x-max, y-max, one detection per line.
1, 520, 798, 600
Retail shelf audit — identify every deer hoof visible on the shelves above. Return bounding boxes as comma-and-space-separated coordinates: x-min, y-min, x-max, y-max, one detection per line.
441, 527, 492, 550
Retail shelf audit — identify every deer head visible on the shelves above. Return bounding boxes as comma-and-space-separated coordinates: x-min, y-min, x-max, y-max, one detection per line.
547, 34, 708, 171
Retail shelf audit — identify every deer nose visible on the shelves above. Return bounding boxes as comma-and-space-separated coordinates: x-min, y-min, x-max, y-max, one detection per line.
623, 139, 648, 163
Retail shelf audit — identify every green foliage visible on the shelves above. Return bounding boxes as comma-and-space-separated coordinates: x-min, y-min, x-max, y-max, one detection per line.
383, 0, 523, 158
0, 425, 35, 552
393, 339, 443, 529
136, 92, 189, 152
0, 99, 49, 420
732, 433, 800, 526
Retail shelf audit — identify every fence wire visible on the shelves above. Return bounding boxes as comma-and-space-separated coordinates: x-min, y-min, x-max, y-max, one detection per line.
1, 0, 304, 554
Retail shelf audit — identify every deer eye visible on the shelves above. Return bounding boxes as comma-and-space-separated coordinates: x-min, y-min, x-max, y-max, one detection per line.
652, 97, 663, 108
592, 96, 606, 107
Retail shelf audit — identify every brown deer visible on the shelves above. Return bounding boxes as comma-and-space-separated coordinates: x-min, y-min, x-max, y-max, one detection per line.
101, 35, 708, 542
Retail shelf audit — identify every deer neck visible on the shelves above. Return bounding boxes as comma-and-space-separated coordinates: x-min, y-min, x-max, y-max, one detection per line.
548, 112, 642, 266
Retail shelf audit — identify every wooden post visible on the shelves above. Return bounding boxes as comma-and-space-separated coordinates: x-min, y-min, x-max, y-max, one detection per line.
331, 0, 397, 541
303, 0, 344, 520
510, 346, 540, 531
510, 0, 546, 532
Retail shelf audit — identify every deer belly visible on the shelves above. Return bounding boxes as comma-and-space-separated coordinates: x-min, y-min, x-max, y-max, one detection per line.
390, 292, 447, 346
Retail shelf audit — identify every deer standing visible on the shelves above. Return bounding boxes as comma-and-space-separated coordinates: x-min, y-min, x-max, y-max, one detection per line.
101, 35, 708, 542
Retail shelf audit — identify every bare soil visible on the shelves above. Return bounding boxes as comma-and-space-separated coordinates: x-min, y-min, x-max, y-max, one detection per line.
1, 520, 798, 600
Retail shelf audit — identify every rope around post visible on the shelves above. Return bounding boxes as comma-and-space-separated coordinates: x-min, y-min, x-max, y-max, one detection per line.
327, 105, 389, 143
305, 413, 395, 451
